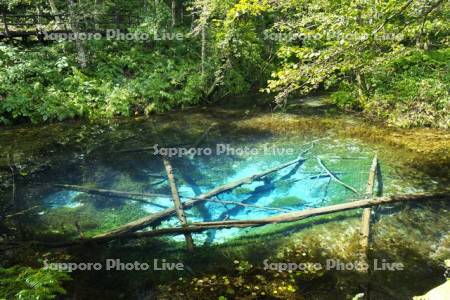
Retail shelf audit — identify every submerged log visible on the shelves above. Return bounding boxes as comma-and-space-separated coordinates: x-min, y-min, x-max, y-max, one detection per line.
203, 198, 289, 212
317, 157, 360, 195
24, 192, 448, 248
162, 157, 195, 251
93, 151, 309, 239
116, 123, 216, 155
55, 184, 287, 212
153, 120, 195, 251
359, 154, 379, 299
192, 192, 447, 227
54, 184, 168, 208
360, 154, 378, 253
173, 153, 211, 222
4, 205, 41, 219
190, 124, 216, 150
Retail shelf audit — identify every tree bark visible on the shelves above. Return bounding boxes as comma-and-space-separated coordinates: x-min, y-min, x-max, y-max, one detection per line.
171, 0, 176, 27
48, 0, 62, 28
54, 184, 167, 205
193, 192, 447, 227
201, 25, 206, 76
360, 154, 378, 265
67, 0, 88, 68
162, 157, 195, 251
55, 184, 286, 212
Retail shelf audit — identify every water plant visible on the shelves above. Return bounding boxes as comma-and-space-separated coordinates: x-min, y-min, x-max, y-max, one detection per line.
269, 196, 305, 208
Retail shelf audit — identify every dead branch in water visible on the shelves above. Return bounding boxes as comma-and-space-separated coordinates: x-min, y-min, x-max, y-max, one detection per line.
55, 184, 290, 212
54, 184, 168, 208
203, 198, 289, 212
191, 192, 447, 227
116, 123, 217, 155
162, 157, 195, 251
360, 153, 379, 298
360, 154, 379, 251
190, 124, 217, 149
316, 157, 360, 195
92, 150, 309, 239
19, 192, 448, 248
4, 205, 41, 219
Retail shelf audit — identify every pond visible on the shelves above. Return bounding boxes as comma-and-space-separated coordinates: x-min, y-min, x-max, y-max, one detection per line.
0, 107, 449, 298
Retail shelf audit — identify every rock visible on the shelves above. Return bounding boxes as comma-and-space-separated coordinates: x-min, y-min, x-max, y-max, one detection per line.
413, 281, 450, 300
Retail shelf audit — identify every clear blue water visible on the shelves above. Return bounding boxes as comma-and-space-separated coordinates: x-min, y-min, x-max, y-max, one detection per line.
41, 136, 375, 244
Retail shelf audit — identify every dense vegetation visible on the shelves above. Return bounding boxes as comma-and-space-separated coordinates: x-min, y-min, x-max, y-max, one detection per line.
0, 1, 449, 296
0, 266, 71, 299
0, 0, 448, 127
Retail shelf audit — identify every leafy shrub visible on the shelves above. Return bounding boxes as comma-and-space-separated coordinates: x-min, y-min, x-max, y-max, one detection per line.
330, 90, 359, 110
0, 266, 71, 299
363, 49, 450, 128
0, 39, 207, 124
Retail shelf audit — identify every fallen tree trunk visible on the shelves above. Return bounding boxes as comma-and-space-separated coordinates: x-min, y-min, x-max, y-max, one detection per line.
190, 124, 216, 150
360, 154, 378, 253
152, 120, 196, 251
116, 123, 216, 155
359, 154, 379, 299
93, 152, 308, 239
4, 205, 41, 219
55, 184, 288, 212
193, 192, 447, 227
55, 184, 155, 200
54, 184, 168, 207
202, 198, 289, 212
162, 157, 195, 251
24, 192, 448, 248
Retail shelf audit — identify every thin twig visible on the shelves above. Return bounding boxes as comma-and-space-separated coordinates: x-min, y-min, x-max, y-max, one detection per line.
7, 153, 15, 205
316, 157, 360, 195
5, 205, 41, 219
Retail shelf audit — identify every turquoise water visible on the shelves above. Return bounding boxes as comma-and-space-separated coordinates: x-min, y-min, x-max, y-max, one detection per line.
39, 135, 376, 244
1, 110, 448, 299
3, 110, 444, 247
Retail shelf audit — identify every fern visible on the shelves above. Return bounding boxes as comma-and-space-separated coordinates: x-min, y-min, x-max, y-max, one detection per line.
0, 266, 71, 300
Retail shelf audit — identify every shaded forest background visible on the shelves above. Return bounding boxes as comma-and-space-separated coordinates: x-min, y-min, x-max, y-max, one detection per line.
0, 0, 448, 127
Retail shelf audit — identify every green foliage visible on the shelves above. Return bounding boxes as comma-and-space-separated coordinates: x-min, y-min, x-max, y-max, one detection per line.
364, 49, 449, 128
0, 0, 449, 128
0, 266, 71, 300
330, 90, 359, 110
242, 0, 449, 126
0, 39, 206, 124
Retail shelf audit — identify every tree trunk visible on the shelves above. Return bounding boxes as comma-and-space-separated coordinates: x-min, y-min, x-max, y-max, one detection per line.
68, 0, 88, 68
48, 0, 62, 28
359, 154, 379, 299
317, 157, 360, 194
355, 70, 367, 103
162, 157, 195, 251
194, 192, 447, 227
171, 0, 176, 27
201, 25, 206, 76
